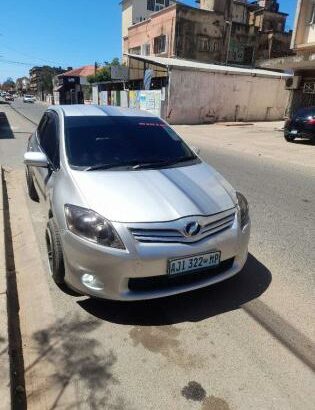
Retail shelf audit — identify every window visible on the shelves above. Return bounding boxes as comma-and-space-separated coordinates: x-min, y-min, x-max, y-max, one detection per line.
129, 46, 141, 55
154, 35, 167, 54
147, 0, 155, 11
147, 0, 170, 12
37, 114, 48, 140
141, 43, 151, 56
309, 4, 315, 25
197, 35, 210, 52
65, 116, 196, 169
39, 112, 60, 169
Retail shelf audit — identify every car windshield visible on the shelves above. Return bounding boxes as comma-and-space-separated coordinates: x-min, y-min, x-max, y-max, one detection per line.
64, 116, 197, 170
25, 95, 33, 98
295, 107, 315, 117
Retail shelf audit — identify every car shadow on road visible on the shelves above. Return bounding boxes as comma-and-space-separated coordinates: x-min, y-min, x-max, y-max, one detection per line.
292, 139, 315, 146
0, 112, 14, 139
78, 254, 272, 326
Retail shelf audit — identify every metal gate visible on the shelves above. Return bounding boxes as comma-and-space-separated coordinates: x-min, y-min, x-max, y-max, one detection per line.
291, 81, 315, 114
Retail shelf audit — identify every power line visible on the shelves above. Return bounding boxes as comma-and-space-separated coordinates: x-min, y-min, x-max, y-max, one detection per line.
0, 58, 34, 66
0, 43, 66, 66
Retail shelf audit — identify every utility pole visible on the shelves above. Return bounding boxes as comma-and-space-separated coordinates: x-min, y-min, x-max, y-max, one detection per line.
225, 21, 232, 65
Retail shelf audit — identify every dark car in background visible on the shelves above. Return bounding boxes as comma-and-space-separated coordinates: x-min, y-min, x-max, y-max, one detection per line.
5, 94, 14, 102
284, 107, 315, 142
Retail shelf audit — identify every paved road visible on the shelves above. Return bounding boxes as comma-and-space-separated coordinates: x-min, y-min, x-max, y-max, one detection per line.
1, 103, 314, 409
11, 97, 47, 124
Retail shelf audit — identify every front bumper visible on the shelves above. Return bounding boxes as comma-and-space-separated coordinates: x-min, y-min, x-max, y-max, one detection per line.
61, 216, 250, 301
285, 128, 315, 140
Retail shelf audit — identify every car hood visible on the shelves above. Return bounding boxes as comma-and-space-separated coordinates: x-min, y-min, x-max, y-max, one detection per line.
70, 163, 236, 223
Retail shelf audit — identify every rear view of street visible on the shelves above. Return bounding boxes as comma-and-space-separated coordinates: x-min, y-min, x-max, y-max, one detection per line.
0, 101, 314, 409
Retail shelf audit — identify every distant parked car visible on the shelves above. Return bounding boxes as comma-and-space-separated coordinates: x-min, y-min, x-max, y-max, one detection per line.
284, 107, 315, 142
5, 94, 14, 102
23, 95, 36, 103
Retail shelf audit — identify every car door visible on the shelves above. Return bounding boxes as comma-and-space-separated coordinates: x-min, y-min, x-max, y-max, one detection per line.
33, 111, 60, 199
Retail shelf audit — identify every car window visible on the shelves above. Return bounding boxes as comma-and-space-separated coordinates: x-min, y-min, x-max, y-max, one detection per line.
39, 112, 60, 169
64, 116, 195, 169
37, 114, 48, 139
295, 107, 315, 117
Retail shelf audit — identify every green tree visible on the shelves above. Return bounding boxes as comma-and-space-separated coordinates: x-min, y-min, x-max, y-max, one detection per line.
2, 77, 15, 90
87, 58, 121, 84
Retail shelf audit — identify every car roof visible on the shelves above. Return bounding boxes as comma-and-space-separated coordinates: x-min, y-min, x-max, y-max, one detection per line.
49, 104, 158, 119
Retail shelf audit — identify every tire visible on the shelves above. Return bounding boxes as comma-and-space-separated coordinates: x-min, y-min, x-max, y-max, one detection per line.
284, 135, 295, 142
25, 167, 39, 201
46, 218, 65, 285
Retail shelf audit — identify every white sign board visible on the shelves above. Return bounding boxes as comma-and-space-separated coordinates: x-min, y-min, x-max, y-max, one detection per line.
111, 66, 129, 81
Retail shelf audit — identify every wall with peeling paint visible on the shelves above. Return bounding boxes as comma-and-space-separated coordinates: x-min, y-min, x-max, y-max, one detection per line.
167, 69, 289, 124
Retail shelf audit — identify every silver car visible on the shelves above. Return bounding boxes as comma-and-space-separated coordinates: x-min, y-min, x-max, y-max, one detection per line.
24, 105, 250, 301
23, 95, 36, 103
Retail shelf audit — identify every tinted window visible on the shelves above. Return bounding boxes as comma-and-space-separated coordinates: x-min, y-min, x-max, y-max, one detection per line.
37, 114, 48, 139
39, 112, 60, 168
294, 107, 315, 118
65, 116, 195, 169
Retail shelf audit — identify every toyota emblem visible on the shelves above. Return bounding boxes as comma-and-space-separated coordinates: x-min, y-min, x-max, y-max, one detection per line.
185, 222, 201, 237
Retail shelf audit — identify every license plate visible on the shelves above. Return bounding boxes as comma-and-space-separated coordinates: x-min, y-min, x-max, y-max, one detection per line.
290, 130, 298, 135
168, 251, 221, 276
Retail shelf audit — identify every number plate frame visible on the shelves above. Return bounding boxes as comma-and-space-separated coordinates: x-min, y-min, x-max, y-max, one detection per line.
167, 251, 221, 276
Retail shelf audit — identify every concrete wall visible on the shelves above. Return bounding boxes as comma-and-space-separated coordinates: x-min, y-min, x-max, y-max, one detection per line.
167, 69, 289, 124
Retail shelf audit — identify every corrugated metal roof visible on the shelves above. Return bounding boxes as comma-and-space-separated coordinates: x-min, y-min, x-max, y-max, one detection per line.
126, 54, 291, 79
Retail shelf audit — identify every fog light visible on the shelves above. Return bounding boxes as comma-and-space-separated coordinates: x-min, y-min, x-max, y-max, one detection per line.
82, 273, 104, 290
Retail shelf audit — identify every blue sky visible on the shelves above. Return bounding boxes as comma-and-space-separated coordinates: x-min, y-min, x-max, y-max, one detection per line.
0, 0, 297, 82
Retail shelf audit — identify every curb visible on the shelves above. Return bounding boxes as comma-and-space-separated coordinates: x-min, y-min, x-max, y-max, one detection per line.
5, 170, 75, 409
0, 167, 11, 410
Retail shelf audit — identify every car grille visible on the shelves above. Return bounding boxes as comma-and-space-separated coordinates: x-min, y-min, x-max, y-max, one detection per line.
128, 258, 235, 292
129, 209, 236, 244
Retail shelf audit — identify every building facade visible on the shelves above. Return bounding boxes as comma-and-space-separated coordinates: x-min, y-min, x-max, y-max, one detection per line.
121, 0, 176, 43
123, 0, 291, 67
124, 3, 230, 64
260, 0, 315, 114
53, 65, 95, 105
29, 66, 68, 100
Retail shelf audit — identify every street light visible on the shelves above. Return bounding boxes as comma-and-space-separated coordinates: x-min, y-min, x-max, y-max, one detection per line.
225, 20, 232, 66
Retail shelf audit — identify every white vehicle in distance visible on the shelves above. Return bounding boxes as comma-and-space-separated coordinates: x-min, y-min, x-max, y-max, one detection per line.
23, 95, 36, 103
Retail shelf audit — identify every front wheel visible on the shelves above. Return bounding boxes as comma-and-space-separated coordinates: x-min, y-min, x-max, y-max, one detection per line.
46, 219, 65, 285
284, 134, 295, 142
25, 167, 39, 201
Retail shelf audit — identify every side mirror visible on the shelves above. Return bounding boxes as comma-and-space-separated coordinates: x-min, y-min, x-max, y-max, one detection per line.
24, 152, 49, 168
190, 145, 201, 156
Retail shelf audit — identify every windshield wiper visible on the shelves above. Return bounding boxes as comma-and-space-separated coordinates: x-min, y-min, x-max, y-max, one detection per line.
84, 156, 197, 171
85, 163, 121, 171
84, 159, 143, 171
132, 156, 197, 170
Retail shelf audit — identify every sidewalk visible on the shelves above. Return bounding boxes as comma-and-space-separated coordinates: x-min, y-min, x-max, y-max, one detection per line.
175, 121, 315, 171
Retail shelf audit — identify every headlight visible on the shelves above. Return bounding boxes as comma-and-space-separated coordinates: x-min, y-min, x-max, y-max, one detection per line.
64, 204, 125, 249
236, 192, 249, 229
